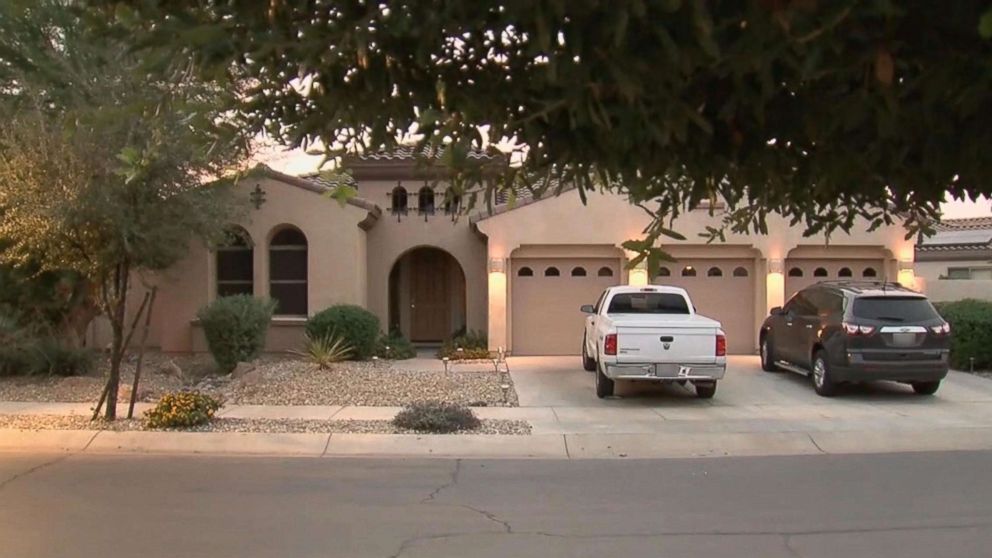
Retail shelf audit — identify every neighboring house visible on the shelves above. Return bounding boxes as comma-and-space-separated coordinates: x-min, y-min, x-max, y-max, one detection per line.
915, 217, 992, 302
92, 149, 920, 356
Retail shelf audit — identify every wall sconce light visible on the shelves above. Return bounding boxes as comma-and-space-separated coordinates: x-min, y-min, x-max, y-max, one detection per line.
488, 258, 506, 273
898, 259, 914, 271
768, 258, 784, 274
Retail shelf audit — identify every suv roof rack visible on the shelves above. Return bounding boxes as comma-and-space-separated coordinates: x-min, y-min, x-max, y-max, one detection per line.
814, 280, 910, 293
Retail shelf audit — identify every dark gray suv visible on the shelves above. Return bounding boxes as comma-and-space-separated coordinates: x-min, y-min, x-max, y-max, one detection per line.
759, 281, 951, 396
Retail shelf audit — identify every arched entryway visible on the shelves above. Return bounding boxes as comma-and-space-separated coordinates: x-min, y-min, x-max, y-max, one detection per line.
388, 247, 467, 342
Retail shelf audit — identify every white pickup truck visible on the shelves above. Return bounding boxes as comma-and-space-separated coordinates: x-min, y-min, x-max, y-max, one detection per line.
581, 286, 727, 399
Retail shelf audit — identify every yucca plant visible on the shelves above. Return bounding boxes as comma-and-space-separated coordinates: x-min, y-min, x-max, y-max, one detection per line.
292, 332, 353, 369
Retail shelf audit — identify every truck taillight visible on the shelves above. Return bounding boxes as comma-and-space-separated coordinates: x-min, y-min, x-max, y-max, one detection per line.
604, 334, 617, 355
715, 333, 727, 357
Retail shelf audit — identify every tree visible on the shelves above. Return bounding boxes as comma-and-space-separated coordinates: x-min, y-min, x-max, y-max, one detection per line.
114, 0, 992, 256
0, 1, 249, 418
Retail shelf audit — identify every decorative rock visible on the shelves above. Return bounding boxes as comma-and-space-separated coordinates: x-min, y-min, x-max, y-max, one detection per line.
230, 362, 256, 380
59, 376, 101, 390
158, 359, 184, 379
117, 385, 154, 402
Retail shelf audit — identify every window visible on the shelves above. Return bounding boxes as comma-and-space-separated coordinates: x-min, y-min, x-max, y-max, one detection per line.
443, 190, 461, 215
814, 267, 828, 277
571, 267, 587, 277
390, 185, 408, 214
607, 292, 690, 314
838, 267, 853, 277
946, 267, 992, 280
707, 267, 723, 277
545, 266, 560, 277
269, 227, 308, 316
518, 266, 534, 277
862, 267, 878, 278
216, 227, 253, 297
789, 293, 817, 316
418, 186, 435, 215
852, 297, 940, 322
681, 266, 697, 277
597, 266, 614, 277
732, 266, 748, 277
656, 266, 671, 277
788, 267, 804, 277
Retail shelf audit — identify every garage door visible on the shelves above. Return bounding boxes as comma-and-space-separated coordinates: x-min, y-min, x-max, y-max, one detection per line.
653, 258, 756, 354
511, 258, 621, 355
785, 258, 885, 301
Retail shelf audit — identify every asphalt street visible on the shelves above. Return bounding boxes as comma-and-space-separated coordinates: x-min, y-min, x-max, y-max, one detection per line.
1, 451, 991, 557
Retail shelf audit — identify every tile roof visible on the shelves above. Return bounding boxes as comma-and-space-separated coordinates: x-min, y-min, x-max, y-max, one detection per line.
933, 216, 992, 231
297, 172, 357, 189
918, 216, 992, 252
350, 146, 505, 162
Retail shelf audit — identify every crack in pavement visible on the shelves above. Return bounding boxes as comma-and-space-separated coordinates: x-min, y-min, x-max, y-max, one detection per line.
458, 504, 512, 533
420, 458, 461, 503
0, 453, 74, 493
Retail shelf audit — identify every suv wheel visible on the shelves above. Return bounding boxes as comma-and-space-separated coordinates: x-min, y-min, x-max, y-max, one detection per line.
595, 359, 615, 398
811, 351, 838, 397
911, 380, 941, 396
582, 335, 596, 372
760, 336, 779, 372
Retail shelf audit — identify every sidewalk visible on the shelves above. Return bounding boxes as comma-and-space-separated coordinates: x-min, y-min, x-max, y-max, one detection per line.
4, 400, 992, 459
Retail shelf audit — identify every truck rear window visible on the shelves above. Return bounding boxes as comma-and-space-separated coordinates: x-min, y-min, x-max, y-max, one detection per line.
607, 293, 689, 314
851, 297, 940, 322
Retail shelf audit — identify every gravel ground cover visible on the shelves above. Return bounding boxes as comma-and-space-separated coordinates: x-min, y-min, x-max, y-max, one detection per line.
0, 352, 520, 407
0, 414, 531, 435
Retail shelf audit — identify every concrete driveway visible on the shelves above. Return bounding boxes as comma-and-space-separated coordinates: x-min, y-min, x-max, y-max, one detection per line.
507, 355, 992, 437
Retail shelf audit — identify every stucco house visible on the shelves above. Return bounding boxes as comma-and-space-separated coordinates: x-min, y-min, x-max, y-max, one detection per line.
99, 149, 922, 356
915, 217, 992, 302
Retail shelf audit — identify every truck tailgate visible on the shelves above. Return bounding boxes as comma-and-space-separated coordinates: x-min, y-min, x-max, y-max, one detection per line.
615, 323, 719, 364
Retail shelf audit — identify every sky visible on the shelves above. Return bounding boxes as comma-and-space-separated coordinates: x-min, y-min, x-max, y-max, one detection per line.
253, 145, 992, 220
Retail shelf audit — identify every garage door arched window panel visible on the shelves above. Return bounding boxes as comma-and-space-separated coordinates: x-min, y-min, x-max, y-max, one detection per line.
707, 267, 723, 277
216, 226, 254, 297
788, 267, 804, 277
813, 267, 828, 277
571, 266, 587, 277
656, 266, 671, 278
732, 266, 748, 277
269, 227, 308, 316
862, 267, 878, 278
838, 267, 853, 278
544, 266, 561, 277
597, 266, 614, 277
517, 266, 534, 277
681, 266, 697, 277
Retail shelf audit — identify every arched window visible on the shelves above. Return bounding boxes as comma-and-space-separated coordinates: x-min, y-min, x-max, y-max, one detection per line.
656, 266, 671, 277
863, 267, 878, 278
598, 266, 614, 277
418, 186, 435, 215
813, 267, 828, 277
390, 185, 408, 214
518, 266, 534, 277
682, 266, 697, 277
838, 267, 853, 278
707, 267, 723, 277
788, 267, 804, 277
571, 267, 587, 277
733, 266, 748, 277
216, 227, 253, 297
269, 227, 308, 316
544, 266, 560, 277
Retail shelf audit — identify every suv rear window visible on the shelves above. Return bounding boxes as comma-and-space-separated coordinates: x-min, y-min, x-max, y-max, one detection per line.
851, 296, 940, 322
607, 293, 689, 314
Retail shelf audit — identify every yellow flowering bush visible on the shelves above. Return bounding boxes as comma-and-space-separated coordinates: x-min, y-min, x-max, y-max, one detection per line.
144, 391, 222, 429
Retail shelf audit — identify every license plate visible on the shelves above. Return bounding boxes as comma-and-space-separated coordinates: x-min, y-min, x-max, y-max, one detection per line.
890, 333, 917, 347
654, 364, 691, 378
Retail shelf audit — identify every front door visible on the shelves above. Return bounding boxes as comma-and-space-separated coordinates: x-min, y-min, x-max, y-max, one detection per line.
409, 249, 450, 341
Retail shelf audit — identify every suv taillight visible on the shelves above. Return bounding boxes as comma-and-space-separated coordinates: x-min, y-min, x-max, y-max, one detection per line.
604, 334, 617, 355
843, 322, 876, 336
715, 333, 726, 357
930, 322, 951, 335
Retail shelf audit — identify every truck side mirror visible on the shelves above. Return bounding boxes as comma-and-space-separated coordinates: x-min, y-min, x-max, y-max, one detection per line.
770, 306, 784, 316
580, 304, 596, 314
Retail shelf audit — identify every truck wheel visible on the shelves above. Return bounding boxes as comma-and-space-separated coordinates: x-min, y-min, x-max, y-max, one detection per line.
582, 335, 596, 372
912, 381, 940, 396
811, 351, 838, 397
760, 336, 779, 372
595, 360, 614, 398
695, 381, 717, 399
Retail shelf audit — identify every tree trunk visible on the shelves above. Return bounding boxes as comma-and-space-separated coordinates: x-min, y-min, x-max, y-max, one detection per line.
103, 263, 130, 420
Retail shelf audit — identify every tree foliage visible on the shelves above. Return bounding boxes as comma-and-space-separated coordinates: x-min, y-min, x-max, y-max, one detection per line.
0, 1, 250, 417
113, 0, 992, 249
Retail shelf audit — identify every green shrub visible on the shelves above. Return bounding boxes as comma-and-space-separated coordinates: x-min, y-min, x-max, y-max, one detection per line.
292, 332, 353, 369
437, 329, 488, 358
144, 391, 222, 429
375, 330, 417, 360
935, 299, 992, 370
306, 305, 380, 359
444, 347, 493, 361
197, 295, 276, 373
28, 338, 95, 377
392, 401, 481, 433
0, 344, 32, 376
